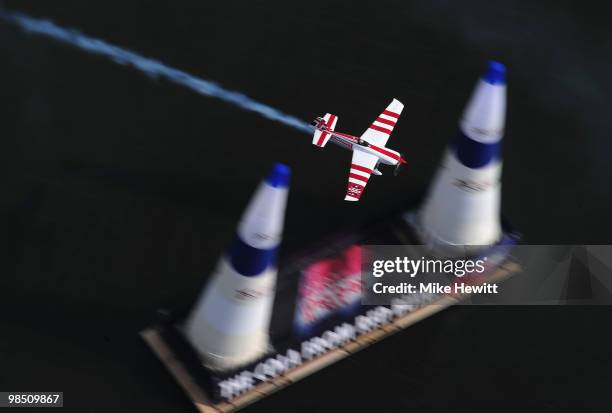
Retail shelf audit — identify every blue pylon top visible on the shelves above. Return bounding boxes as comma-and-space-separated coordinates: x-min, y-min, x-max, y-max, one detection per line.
265, 163, 291, 188
483, 60, 506, 85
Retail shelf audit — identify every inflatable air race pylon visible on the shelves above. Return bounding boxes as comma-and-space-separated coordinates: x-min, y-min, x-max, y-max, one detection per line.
184, 163, 290, 371
419, 61, 506, 255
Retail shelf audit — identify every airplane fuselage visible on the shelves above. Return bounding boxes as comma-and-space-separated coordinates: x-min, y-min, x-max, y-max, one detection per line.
327, 131, 404, 166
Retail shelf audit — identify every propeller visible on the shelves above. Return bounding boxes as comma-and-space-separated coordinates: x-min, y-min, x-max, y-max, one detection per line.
394, 154, 406, 176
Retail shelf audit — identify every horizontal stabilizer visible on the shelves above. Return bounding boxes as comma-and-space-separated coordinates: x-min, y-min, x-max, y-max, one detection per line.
312, 113, 338, 147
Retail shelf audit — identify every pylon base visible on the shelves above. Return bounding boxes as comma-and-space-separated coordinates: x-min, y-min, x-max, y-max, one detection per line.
141, 203, 521, 412
141, 260, 521, 413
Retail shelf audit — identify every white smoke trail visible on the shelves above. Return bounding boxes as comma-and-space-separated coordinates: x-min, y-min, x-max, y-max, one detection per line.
0, 10, 313, 134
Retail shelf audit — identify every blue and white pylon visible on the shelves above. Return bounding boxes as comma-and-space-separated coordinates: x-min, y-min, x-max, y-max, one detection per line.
419, 61, 506, 255
184, 163, 290, 370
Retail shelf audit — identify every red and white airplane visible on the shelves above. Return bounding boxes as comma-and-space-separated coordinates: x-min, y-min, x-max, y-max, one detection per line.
311, 99, 407, 201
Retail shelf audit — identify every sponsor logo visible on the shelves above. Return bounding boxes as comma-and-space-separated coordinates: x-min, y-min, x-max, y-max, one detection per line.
217, 297, 437, 400
234, 288, 269, 300
453, 178, 493, 192
253, 232, 277, 241
347, 184, 363, 195
294, 246, 362, 326
466, 126, 503, 138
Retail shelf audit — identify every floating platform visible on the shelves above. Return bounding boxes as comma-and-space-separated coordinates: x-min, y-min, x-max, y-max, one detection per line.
141, 256, 519, 413
141, 207, 521, 413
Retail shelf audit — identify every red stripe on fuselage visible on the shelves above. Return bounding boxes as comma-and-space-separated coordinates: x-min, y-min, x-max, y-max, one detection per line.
351, 164, 373, 174
333, 131, 359, 141
369, 145, 400, 160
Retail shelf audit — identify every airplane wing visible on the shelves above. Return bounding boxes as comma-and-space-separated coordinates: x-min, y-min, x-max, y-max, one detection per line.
359, 98, 404, 147
345, 150, 379, 201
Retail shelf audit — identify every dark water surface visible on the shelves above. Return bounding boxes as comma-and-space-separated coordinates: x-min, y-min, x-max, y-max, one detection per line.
1, 1, 611, 412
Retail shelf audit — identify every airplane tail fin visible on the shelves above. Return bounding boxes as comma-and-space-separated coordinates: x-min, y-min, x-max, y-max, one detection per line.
312, 113, 338, 147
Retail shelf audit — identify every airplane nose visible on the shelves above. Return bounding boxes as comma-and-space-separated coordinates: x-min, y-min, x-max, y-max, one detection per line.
394, 155, 406, 175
